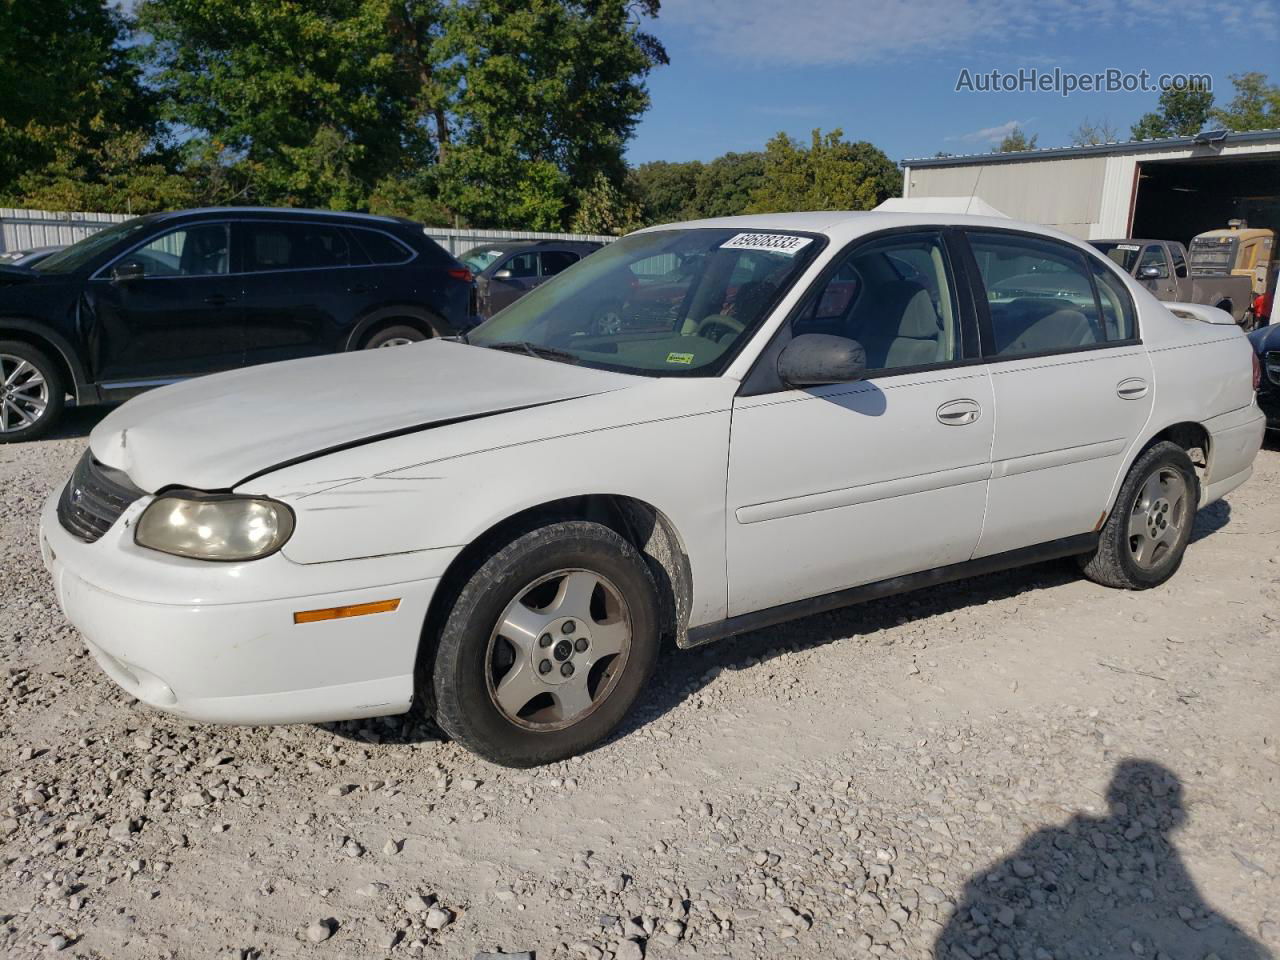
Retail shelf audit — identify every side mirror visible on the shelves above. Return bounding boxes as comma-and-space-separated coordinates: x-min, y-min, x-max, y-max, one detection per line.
111, 260, 145, 284
778, 333, 867, 387
1138, 265, 1162, 280
493, 268, 513, 280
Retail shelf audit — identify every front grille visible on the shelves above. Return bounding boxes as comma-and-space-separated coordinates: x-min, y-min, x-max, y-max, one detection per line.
57, 451, 145, 543
1267, 351, 1280, 388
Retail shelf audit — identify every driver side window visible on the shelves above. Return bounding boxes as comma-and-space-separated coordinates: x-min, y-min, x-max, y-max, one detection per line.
128, 224, 230, 277
795, 232, 961, 372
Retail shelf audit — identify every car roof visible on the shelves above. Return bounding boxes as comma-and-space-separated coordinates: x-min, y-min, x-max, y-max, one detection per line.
148, 207, 418, 228
635, 210, 1091, 250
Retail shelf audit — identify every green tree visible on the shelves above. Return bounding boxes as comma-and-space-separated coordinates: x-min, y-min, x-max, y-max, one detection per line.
1211, 72, 1280, 131
995, 127, 1037, 153
1130, 84, 1214, 139
691, 151, 765, 218
571, 170, 643, 235
434, 0, 666, 228
135, 0, 665, 225
748, 129, 901, 214
628, 160, 703, 224
6, 129, 199, 214
137, 0, 414, 210
0, 0, 156, 203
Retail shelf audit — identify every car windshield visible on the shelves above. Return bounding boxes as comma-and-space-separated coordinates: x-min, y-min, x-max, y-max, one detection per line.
32, 218, 153, 275
467, 228, 822, 376
1092, 242, 1143, 272
460, 245, 510, 272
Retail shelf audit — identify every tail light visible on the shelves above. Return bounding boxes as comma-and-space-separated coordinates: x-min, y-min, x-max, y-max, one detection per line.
1255, 293, 1272, 320
1253, 351, 1262, 391
447, 267, 473, 284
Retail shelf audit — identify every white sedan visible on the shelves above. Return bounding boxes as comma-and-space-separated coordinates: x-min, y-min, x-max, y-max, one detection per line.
40, 212, 1265, 766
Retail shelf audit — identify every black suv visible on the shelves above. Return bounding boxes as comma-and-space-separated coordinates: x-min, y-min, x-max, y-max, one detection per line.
0, 207, 474, 441
461, 240, 602, 319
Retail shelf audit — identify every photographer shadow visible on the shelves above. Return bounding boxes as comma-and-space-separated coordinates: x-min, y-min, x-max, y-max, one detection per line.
933, 759, 1271, 959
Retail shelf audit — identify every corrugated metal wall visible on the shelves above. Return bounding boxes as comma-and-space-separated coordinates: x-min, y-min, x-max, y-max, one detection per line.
904, 157, 1108, 239
0, 208, 132, 253
0, 208, 617, 256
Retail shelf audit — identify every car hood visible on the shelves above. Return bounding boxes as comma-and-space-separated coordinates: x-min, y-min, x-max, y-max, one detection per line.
90, 340, 641, 492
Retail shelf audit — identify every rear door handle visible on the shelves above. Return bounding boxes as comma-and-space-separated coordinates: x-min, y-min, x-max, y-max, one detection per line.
937, 399, 982, 426
203, 294, 237, 307
1117, 377, 1149, 399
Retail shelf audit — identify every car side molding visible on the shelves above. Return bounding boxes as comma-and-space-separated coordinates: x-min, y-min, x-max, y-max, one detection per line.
684, 532, 1099, 647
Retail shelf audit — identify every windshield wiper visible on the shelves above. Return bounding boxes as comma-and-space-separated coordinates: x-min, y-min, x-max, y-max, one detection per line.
483, 341, 580, 364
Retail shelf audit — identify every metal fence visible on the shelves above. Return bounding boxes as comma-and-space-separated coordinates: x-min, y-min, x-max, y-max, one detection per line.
421, 226, 616, 257
0, 207, 616, 257
0, 208, 132, 253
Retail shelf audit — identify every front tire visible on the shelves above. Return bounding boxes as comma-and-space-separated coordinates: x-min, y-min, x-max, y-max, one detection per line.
1080, 441, 1198, 589
0, 341, 64, 443
428, 521, 660, 767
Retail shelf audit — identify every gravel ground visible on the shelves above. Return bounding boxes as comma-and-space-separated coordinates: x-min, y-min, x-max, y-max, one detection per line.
2, 409, 1278, 960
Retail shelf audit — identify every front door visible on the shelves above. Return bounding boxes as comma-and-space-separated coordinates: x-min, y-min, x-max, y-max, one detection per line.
963, 229, 1155, 558
726, 230, 995, 617
487, 250, 541, 314
87, 222, 241, 384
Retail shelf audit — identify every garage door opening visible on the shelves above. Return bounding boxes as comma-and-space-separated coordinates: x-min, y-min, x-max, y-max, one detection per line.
1130, 155, 1280, 242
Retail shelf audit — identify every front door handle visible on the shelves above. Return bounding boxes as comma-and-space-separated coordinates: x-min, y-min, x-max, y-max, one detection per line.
1117, 377, 1149, 399
203, 294, 237, 307
937, 399, 982, 426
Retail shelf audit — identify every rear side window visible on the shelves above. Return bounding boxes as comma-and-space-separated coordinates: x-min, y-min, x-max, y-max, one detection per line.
353, 228, 413, 265
541, 250, 579, 276
1089, 257, 1137, 341
1171, 245, 1188, 278
969, 233, 1105, 357
245, 222, 363, 272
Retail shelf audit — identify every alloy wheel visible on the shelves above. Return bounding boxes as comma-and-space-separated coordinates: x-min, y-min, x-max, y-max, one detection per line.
1127, 466, 1188, 569
0, 353, 50, 434
485, 568, 632, 731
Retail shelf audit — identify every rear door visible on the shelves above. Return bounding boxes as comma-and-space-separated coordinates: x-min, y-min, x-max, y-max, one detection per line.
237, 219, 369, 365
961, 229, 1154, 558
86, 221, 242, 383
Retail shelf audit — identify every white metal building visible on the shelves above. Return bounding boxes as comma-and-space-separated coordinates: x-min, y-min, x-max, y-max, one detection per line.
902, 129, 1280, 243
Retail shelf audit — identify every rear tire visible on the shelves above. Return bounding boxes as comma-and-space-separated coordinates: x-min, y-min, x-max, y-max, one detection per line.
1079, 441, 1198, 590
427, 520, 660, 767
0, 340, 65, 443
362, 324, 429, 349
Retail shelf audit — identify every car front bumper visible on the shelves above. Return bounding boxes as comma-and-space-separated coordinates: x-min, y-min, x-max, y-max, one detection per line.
39, 489, 442, 725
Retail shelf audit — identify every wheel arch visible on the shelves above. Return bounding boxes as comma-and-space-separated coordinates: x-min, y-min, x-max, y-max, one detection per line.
0, 319, 92, 404
416, 493, 694, 702
1106, 420, 1209, 518
345, 305, 446, 350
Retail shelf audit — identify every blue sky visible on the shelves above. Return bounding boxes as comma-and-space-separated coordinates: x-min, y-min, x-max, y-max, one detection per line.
628, 0, 1280, 166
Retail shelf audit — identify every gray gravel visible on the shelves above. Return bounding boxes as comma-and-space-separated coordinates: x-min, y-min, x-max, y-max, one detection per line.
1, 413, 1277, 959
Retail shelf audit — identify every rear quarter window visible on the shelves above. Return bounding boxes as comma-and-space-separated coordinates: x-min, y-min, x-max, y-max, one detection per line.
352, 228, 414, 265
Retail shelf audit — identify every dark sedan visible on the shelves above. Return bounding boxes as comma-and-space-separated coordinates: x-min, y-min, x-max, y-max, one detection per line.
0, 207, 473, 441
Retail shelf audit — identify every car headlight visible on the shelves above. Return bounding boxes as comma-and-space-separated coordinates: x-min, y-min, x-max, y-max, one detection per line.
134, 492, 295, 561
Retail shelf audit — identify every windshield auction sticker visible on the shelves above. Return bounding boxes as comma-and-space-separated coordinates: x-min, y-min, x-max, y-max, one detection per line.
720, 233, 814, 256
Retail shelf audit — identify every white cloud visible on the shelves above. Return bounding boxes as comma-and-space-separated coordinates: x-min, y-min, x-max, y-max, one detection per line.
948, 120, 1027, 144
660, 0, 1273, 66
